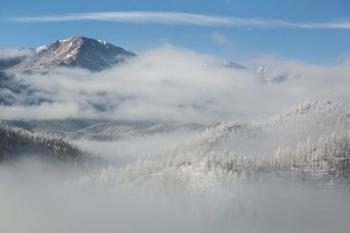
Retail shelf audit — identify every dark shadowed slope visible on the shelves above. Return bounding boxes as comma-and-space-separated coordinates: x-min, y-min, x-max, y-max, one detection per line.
0, 122, 84, 162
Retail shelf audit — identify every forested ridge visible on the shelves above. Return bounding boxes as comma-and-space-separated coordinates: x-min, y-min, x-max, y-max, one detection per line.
0, 122, 83, 162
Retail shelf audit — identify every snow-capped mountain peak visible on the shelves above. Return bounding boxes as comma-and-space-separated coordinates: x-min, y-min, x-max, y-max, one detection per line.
9, 36, 135, 72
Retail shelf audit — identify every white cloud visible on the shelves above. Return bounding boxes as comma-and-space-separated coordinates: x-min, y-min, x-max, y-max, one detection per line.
7, 11, 350, 30
0, 102, 80, 120
0, 49, 33, 59
2, 45, 350, 122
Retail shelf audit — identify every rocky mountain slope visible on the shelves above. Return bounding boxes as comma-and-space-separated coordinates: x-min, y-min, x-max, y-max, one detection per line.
6, 36, 135, 72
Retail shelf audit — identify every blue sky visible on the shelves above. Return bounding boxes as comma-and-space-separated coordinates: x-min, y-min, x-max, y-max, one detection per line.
1, 0, 350, 63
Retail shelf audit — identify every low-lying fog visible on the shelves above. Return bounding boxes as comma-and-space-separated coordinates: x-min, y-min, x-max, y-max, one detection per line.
1, 157, 349, 233
72, 129, 197, 165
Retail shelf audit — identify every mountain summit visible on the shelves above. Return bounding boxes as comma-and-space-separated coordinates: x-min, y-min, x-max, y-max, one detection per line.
9, 36, 135, 72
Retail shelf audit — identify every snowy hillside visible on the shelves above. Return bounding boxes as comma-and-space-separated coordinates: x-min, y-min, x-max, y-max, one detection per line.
76, 100, 350, 190
0, 122, 84, 162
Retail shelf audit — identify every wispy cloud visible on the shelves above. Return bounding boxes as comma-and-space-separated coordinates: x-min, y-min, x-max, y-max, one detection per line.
7, 11, 350, 30
212, 32, 228, 45
0, 48, 34, 59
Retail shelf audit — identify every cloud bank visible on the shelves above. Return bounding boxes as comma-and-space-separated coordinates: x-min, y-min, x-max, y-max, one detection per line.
7, 11, 350, 30
2, 45, 350, 122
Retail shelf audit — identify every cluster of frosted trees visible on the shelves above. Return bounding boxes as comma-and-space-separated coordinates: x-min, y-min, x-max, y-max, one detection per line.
0, 122, 83, 162
78, 100, 350, 189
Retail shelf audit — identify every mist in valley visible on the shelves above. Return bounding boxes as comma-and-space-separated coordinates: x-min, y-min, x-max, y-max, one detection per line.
1, 156, 350, 233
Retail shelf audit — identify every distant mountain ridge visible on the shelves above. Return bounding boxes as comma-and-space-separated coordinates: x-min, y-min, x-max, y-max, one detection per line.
5, 119, 204, 141
6, 36, 135, 72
